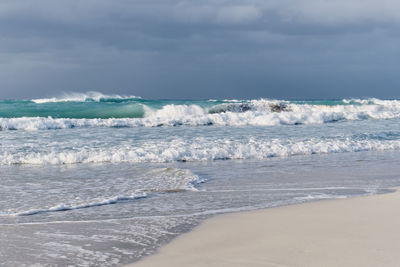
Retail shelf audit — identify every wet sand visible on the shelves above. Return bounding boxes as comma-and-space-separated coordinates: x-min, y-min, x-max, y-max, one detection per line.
129, 188, 400, 267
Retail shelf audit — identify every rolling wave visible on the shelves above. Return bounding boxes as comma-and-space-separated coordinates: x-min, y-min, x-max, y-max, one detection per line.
3, 136, 400, 165
1, 94, 400, 129
31, 91, 141, 103
1, 98, 400, 130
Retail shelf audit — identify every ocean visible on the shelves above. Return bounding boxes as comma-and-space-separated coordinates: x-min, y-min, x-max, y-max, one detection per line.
2, 91, 400, 266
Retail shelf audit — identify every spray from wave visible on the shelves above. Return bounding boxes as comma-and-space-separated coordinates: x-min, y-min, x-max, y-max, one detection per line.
1, 98, 400, 130
31, 91, 141, 103
1, 93, 400, 129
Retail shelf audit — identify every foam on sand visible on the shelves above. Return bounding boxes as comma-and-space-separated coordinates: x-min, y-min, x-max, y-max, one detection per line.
1, 168, 205, 216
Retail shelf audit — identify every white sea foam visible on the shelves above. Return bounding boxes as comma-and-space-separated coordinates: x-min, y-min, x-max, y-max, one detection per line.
14, 193, 148, 216
295, 194, 348, 201
2, 137, 400, 165
0, 117, 140, 130
2, 168, 204, 216
31, 91, 140, 103
3, 98, 400, 130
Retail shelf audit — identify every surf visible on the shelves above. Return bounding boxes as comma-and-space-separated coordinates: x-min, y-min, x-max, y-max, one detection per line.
1, 93, 400, 129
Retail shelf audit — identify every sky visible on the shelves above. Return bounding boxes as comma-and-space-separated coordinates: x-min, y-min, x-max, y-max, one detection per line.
0, 0, 400, 100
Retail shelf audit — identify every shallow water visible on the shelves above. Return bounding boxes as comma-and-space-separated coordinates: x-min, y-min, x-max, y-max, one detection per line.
2, 95, 400, 266
1, 151, 400, 266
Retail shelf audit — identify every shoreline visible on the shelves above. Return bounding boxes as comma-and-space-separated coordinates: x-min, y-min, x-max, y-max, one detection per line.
127, 188, 400, 267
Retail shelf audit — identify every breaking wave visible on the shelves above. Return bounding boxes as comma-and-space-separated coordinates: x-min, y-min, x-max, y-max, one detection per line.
2, 93, 400, 129
1, 98, 400, 130
3, 136, 400, 165
31, 91, 141, 103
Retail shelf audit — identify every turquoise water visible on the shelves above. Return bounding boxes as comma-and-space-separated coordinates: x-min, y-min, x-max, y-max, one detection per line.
0, 98, 222, 119
0, 95, 382, 119
2, 92, 400, 266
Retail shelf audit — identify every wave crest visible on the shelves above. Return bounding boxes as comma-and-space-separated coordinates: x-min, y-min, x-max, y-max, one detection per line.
2, 98, 400, 130
3, 136, 400, 165
31, 91, 141, 103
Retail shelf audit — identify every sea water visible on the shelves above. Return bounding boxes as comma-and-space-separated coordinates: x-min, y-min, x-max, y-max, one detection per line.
1, 92, 400, 266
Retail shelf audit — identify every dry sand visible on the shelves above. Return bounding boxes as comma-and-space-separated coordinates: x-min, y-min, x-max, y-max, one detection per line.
129, 188, 400, 267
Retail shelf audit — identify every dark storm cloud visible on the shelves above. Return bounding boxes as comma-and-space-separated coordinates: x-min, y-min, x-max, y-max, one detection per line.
0, 0, 400, 99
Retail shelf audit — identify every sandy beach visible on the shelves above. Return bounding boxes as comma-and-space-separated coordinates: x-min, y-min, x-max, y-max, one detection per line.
130, 188, 400, 267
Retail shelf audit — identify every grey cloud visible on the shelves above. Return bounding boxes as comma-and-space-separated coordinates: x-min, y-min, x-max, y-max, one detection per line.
0, 0, 400, 99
